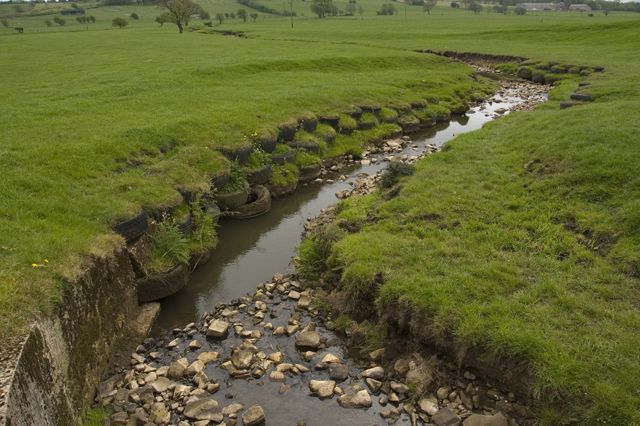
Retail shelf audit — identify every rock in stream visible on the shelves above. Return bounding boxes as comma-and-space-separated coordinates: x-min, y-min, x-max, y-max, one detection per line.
97, 274, 533, 425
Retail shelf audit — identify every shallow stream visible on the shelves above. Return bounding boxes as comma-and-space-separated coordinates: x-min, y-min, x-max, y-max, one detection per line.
154, 86, 538, 334
101, 82, 547, 426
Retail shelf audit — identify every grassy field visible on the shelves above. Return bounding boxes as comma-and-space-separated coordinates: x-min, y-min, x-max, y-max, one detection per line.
294, 6, 640, 426
0, 3, 485, 344
1, 2, 639, 423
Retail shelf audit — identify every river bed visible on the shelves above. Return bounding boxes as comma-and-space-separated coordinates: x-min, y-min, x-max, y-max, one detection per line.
154, 82, 545, 334
100, 80, 547, 426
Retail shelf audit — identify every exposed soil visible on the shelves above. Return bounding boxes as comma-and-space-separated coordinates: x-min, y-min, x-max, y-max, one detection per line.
418, 50, 528, 64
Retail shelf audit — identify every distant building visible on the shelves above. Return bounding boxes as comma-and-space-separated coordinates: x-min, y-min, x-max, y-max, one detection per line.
521, 2, 564, 11
568, 3, 591, 11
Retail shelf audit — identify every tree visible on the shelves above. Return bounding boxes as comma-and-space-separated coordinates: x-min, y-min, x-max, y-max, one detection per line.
200, 10, 210, 19
215, 12, 224, 24
514, 5, 526, 14
112, 17, 129, 28
160, 0, 204, 33
76, 16, 94, 29
250, 12, 258, 21
237, 8, 247, 21
311, 0, 333, 18
602, 1, 614, 15
53, 16, 66, 26
45, 19, 52, 27
130, 12, 140, 20
156, 12, 174, 26
377, 3, 397, 15
89, 16, 96, 23
345, 2, 356, 15
492, 4, 507, 13
450, 1, 460, 7
230, 12, 236, 19
423, 0, 437, 14
469, 1, 482, 13
1, 19, 9, 28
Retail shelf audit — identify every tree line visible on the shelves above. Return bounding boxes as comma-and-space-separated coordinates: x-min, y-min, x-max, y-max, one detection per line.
237, 0, 295, 17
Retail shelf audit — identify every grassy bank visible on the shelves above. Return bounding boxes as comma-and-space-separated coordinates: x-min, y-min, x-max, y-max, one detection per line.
297, 13, 640, 426
0, 6, 485, 344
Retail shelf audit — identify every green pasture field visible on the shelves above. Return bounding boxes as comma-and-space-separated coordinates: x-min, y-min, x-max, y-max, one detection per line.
1, 2, 639, 423
0, 3, 483, 344
295, 5, 640, 425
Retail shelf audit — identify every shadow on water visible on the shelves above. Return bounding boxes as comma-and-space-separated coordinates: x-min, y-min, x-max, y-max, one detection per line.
153, 95, 523, 334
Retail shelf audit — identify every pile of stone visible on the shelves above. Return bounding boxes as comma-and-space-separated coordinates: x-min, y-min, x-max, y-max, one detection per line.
303, 205, 337, 235
96, 273, 528, 426
95, 274, 322, 425
332, 138, 439, 202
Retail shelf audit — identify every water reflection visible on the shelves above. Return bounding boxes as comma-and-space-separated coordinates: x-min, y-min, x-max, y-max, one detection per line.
153, 95, 521, 333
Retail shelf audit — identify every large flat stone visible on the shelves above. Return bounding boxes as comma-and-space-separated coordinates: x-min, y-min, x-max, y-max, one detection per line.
329, 363, 349, 382
231, 349, 254, 370
295, 330, 321, 349
361, 366, 385, 380
242, 405, 266, 426
309, 380, 336, 399
432, 407, 462, 426
207, 319, 230, 338
463, 413, 508, 426
337, 389, 372, 408
184, 399, 222, 422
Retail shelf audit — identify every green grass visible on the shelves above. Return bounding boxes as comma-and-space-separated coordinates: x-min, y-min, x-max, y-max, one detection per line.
0, 3, 483, 343
1, 2, 640, 423
270, 162, 299, 186
297, 16, 640, 423
322, 100, 640, 423
83, 406, 109, 426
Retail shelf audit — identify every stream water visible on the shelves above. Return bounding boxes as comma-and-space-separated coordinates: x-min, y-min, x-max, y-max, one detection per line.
102, 82, 547, 426
154, 86, 538, 335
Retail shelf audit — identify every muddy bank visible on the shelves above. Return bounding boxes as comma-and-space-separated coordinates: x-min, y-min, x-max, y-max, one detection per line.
418, 50, 527, 64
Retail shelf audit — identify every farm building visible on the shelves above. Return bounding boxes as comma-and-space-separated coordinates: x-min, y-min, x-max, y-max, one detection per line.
568, 3, 592, 11
521, 2, 565, 10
